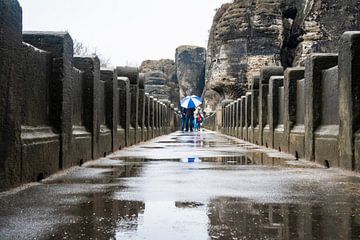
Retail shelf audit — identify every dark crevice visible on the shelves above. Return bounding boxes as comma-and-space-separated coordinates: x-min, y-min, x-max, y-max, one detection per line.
325, 160, 330, 168
280, 6, 305, 68
37, 173, 44, 182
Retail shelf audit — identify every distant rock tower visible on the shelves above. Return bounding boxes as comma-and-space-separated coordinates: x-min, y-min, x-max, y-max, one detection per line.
175, 45, 206, 100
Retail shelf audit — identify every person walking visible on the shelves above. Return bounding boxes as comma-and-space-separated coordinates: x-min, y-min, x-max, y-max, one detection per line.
185, 108, 195, 132
181, 107, 187, 131
197, 111, 203, 131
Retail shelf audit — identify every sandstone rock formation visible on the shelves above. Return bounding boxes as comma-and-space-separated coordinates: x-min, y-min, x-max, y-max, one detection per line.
139, 59, 179, 106
175, 45, 206, 100
204, 0, 360, 110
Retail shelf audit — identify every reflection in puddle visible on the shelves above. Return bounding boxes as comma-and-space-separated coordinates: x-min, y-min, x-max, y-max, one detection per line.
180, 157, 202, 163
48, 195, 360, 240
208, 197, 360, 240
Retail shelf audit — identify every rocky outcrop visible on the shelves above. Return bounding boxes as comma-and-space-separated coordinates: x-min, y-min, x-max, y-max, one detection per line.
139, 59, 179, 106
175, 45, 206, 99
205, 0, 360, 109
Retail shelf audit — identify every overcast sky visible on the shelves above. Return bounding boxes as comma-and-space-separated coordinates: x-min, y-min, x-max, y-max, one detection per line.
18, 0, 230, 67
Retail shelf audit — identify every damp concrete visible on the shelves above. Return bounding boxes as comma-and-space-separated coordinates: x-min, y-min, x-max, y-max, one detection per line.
1, 130, 360, 239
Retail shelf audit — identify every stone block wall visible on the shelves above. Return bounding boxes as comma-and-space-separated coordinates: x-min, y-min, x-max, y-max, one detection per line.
209, 31, 360, 172
0, 0, 180, 191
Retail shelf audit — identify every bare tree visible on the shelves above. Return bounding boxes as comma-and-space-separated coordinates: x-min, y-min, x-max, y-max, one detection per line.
73, 39, 112, 68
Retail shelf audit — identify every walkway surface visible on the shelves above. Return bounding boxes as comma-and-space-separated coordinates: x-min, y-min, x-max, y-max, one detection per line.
1, 130, 360, 240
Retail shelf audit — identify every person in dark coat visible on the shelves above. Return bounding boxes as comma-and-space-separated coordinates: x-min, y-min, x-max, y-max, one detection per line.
181, 108, 187, 131
185, 108, 195, 131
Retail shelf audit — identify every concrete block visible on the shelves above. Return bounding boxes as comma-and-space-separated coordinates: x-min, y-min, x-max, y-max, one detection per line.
279, 67, 305, 155
339, 31, 360, 171
71, 68, 92, 165
149, 96, 155, 139
138, 74, 145, 141
74, 56, 101, 159
304, 53, 338, 162
100, 69, 119, 151
249, 76, 260, 143
144, 93, 150, 141
314, 66, 339, 167
244, 92, 252, 141
259, 67, 283, 146
117, 66, 139, 145
118, 77, 131, 146
263, 76, 284, 148
0, 0, 23, 189
98, 79, 112, 157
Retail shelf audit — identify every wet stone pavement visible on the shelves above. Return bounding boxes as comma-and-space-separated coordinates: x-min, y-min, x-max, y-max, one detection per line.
1, 130, 360, 240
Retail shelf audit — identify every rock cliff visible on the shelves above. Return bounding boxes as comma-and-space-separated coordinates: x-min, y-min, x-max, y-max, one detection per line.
175, 45, 206, 100
139, 59, 179, 106
204, 0, 360, 109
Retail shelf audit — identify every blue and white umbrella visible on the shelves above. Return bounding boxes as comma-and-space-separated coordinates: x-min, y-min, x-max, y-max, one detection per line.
180, 95, 202, 109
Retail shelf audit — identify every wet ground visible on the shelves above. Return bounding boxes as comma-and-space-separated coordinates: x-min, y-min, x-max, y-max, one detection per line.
1, 130, 360, 240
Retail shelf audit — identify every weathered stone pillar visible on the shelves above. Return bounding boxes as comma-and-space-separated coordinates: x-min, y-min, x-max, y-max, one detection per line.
97, 75, 112, 157
118, 77, 131, 147
339, 31, 360, 171
154, 99, 159, 137
249, 76, 260, 143
226, 105, 230, 135
149, 96, 155, 139
229, 102, 234, 136
24, 32, 75, 173
279, 68, 305, 155
170, 104, 175, 132
138, 74, 145, 141
0, 0, 23, 190
234, 99, 240, 138
144, 93, 150, 141
102, 69, 125, 151
221, 100, 232, 134
304, 54, 338, 162
263, 76, 284, 149
240, 97, 246, 139
74, 56, 101, 159
258, 67, 284, 146
244, 92, 252, 141
117, 66, 139, 145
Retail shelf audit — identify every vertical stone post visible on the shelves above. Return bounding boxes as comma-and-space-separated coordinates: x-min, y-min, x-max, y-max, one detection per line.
240, 97, 246, 139
24, 32, 74, 169
154, 99, 159, 137
101, 69, 120, 151
229, 103, 234, 136
259, 67, 283, 146
144, 93, 150, 141
339, 32, 360, 170
264, 76, 284, 148
117, 66, 139, 145
250, 76, 260, 143
118, 77, 131, 147
282, 68, 305, 153
235, 99, 240, 138
170, 104, 175, 132
74, 56, 101, 159
234, 99, 239, 138
244, 92, 252, 141
138, 73, 145, 142
149, 96, 155, 139
0, 0, 22, 190
304, 54, 338, 161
